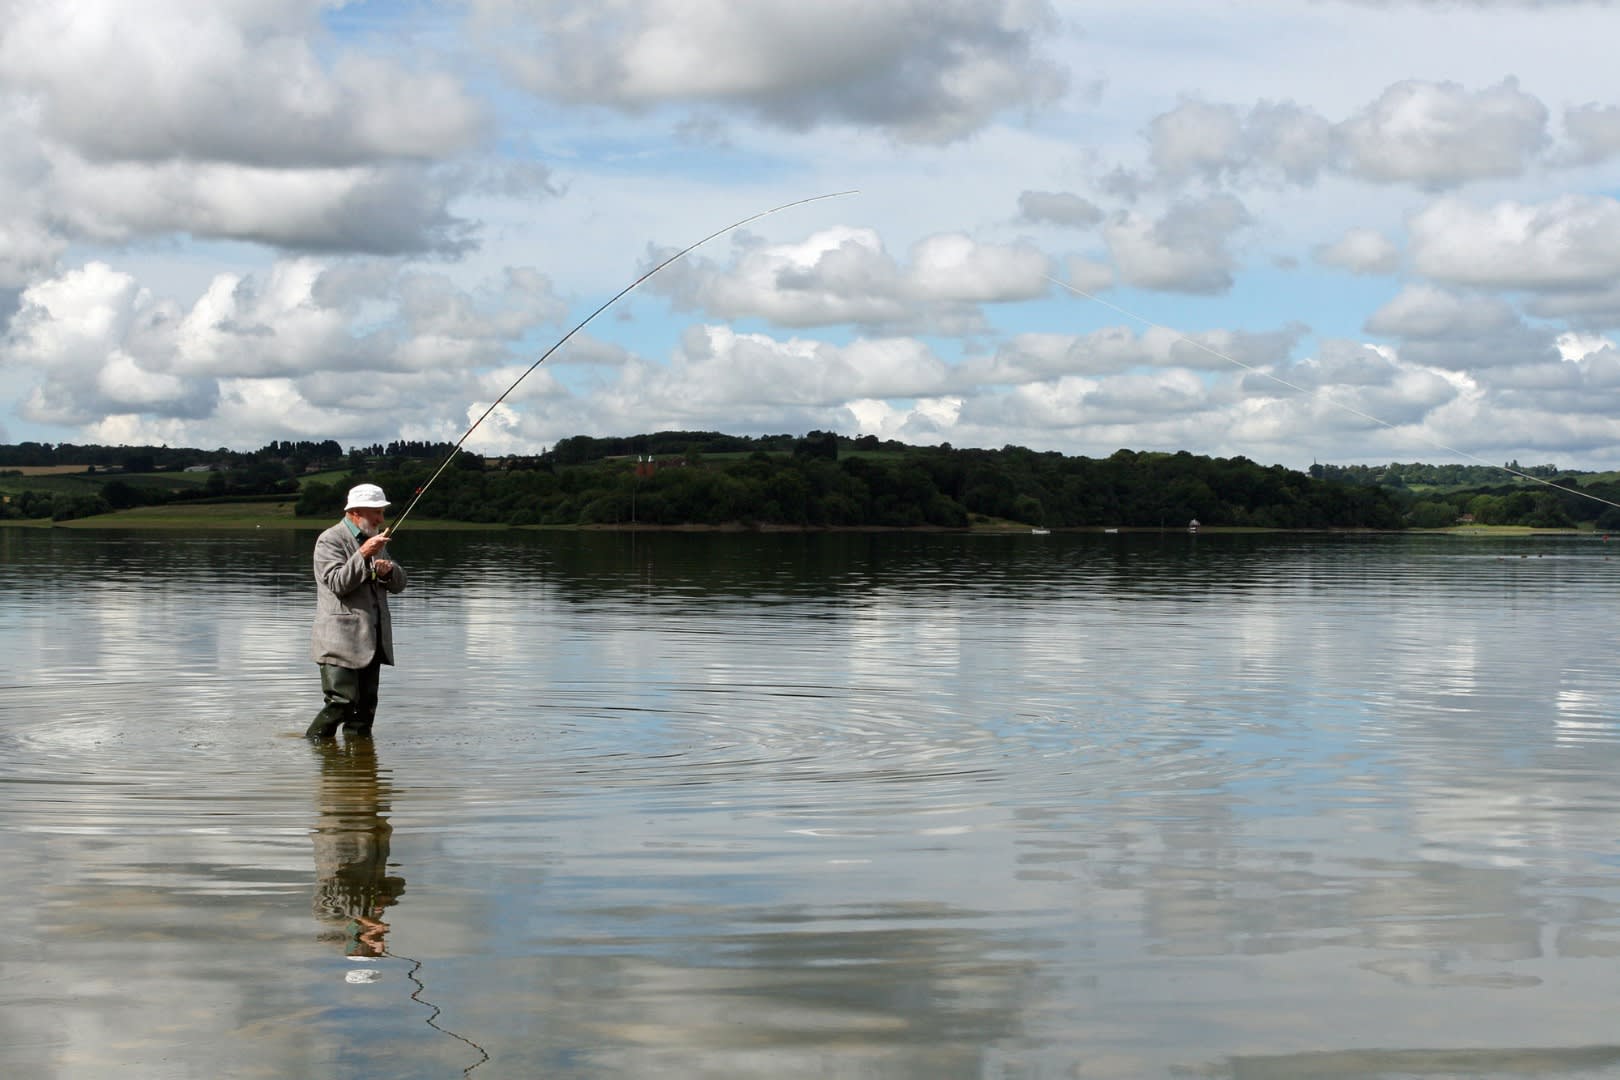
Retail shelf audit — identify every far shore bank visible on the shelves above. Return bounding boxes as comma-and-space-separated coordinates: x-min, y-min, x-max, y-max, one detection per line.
0, 501, 1599, 536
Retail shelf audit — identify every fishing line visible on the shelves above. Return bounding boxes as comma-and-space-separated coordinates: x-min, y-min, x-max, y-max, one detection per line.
1045, 274, 1620, 514
386, 190, 859, 533
385, 946, 491, 1075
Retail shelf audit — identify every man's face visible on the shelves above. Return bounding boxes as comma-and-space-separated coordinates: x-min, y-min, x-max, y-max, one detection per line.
348, 507, 386, 533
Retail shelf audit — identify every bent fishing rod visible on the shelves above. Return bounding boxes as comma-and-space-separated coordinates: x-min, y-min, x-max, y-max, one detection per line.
384, 190, 857, 534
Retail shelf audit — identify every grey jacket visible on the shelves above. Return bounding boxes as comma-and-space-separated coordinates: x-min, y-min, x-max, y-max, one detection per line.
310, 521, 407, 668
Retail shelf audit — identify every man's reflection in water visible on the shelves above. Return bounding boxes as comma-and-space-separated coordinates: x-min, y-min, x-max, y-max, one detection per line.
312, 739, 406, 958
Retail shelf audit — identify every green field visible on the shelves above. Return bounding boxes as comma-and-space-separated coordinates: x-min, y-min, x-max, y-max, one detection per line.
0, 470, 213, 497
12, 501, 1045, 532
298, 469, 351, 488
1398, 470, 1620, 498
0, 501, 486, 530
48, 501, 313, 528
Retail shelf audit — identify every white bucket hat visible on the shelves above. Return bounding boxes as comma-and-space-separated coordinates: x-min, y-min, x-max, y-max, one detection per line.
345, 483, 390, 510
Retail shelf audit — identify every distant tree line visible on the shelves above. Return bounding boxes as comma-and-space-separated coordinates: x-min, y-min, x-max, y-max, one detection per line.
0, 437, 435, 521
2, 462, 309, 522
1399, 480, 1620, 531
0, 439, 345, 472
6, 433, 1618, 529
1312, 459, 1620, 530
548, 431, 805, 464
3, 490, 112, 523
0, 439, 343, 521
295, 434, 1411, 530
1312, 460, 1564, 487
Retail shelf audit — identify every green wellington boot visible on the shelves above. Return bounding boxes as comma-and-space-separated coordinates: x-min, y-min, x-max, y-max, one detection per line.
306, 702, 350, 740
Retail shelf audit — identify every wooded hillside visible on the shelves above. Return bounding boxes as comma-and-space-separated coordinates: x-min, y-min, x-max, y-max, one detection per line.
6, 431, 1614, 530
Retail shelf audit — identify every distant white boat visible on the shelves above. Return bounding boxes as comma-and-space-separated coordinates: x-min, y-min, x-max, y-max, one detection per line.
1104, 528, 1118, 534
1031, 527, 1050, 535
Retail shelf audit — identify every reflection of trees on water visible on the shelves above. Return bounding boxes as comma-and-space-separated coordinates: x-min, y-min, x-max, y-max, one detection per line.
401, 529, 1393, 612
312, 740, 405, 957
515, 530, 1248, 609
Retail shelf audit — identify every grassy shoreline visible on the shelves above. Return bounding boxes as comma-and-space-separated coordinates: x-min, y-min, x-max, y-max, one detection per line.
0, 501, 1596, 535
1, 502, 490, 530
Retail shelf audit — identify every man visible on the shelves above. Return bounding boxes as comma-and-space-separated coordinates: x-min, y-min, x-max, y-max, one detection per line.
307, 483, 407, 740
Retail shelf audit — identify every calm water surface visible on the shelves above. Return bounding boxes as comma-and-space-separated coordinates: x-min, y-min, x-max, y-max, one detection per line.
3, 528, 1620, 1079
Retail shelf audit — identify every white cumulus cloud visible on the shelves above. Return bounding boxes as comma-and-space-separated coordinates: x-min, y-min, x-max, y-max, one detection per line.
0, 0, 484, 167
1410, 194, 1620, 290
649, 227, 1050, 332
473, 0, 1067, 143
1341, 78, 1548, 188
1103, 195, 1250, 294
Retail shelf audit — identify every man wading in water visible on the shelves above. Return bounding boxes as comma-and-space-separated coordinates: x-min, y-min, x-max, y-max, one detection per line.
307, 484, 407, 740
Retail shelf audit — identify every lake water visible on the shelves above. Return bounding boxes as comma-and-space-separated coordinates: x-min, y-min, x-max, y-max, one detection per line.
3, 527, 1620, 1079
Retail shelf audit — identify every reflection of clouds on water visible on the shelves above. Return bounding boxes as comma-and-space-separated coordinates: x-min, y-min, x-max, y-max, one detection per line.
0, 755, 337, 1074
452, 581, 542, 667
8, 532, 312, 729
11, 531, 1620, 1077
1555, 686, 1612, 745
402, 534, 1620, 1072
534, 921, 1036, 1079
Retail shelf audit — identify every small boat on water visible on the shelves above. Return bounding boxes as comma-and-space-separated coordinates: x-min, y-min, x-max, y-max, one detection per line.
1031, 527, 1050, 535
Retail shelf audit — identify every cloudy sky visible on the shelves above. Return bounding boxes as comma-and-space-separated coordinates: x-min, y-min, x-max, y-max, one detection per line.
4, 0, 1620, 469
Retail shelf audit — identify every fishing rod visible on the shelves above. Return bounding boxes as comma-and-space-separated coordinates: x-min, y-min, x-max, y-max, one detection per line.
384, 190, 858, 534
1044, 274, 1620, 515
